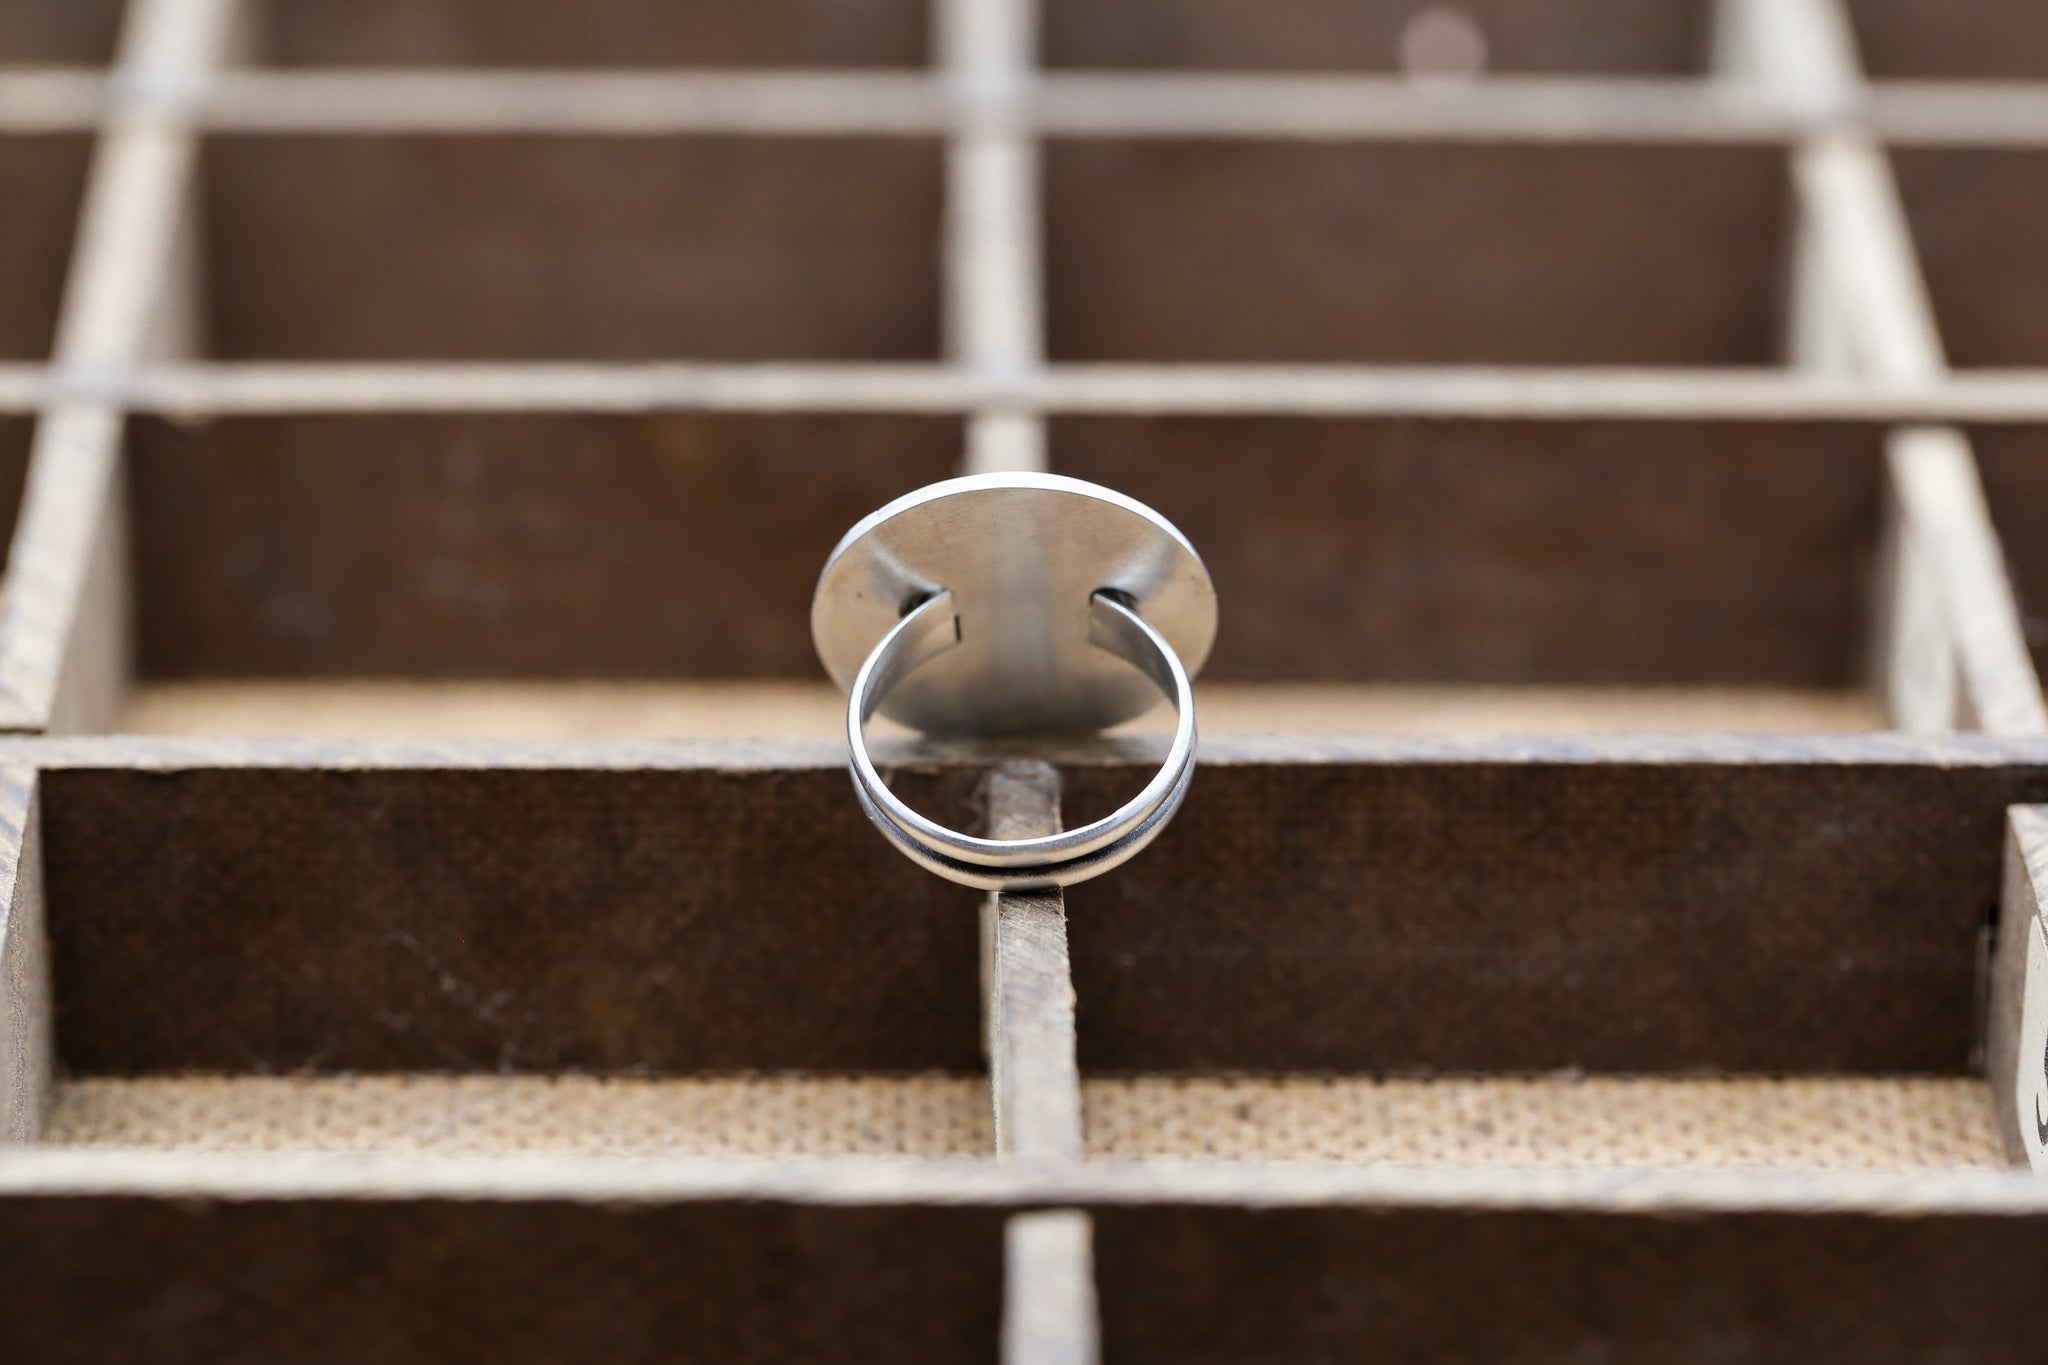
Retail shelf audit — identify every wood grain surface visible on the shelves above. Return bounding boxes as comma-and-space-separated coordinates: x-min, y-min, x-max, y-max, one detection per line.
262, 0, 929, 68
1892, 147, 2048, 368
128, 411, 959, 678
1091, 1200, 2048, 1363
0, 136, 92, 361
982, 762, 1084, 1163
1045, 140, 1789, 365
26, 736, 2048, 1077
201, 133, 944, 360
0, 1194, 1004, 1364
41, 762, 988, 1073
0, 0, 123, 63
1042, 0, 1711, 73
1846, 0, 2048, 79
1053, 415, 1883, 684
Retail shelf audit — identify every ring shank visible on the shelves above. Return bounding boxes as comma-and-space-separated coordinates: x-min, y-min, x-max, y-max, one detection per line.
846, 590, 1198, 891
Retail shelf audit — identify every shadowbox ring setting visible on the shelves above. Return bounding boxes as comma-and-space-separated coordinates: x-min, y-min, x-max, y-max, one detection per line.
812, 473, 1217, 892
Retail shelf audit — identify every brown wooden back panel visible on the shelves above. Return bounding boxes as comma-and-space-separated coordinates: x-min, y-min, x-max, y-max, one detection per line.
42, 764, 990, 1073
200, 135, 946, 361
1045, 141, 1790, 365
1094, 1203, 2048, 1363
0, 137, 92, 361
0, 416, 32, 562
1892, 149, 2048, 369
0, 0, 123, 63
1053, 416, 1884, 685
1847, 0, 2048, 79
1972, 430, 2048, 681
1062, 749, 2048, 1073
1042, 0, 1712, 73
128, 412, 961, 678
0, 1195, 1004, 1364
263, 0, 930, 68
39, 748, 2048, 1078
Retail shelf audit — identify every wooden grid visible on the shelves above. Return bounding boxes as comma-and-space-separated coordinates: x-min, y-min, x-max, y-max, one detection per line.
4, 0, 2048, 1359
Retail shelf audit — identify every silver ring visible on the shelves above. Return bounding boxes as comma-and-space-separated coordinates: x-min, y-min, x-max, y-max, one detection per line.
811, 473, 1217, 894
846, 588, 1198, 891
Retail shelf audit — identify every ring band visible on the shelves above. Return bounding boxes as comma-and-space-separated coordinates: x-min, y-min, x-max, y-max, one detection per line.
846, 589, 1198, 892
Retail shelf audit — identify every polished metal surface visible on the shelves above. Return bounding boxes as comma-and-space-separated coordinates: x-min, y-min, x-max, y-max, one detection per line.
813, 472, 1214, 890
811, 473, 1217, 737
846, 588, 1198, 890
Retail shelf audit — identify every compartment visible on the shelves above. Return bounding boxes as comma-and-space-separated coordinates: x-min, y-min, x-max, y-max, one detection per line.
0, 135, 92, 360
1092, 1199, 2048, 1362
972, 738, 2041, 1184
0, 1192, 1005, 1363
1971, 429, 2048, 681
0, 0, 124, 64
248, 0, 927, 69
1044, 0, 1713, 75
28, 747, 2041, 1172
196, 134, 944, 360
114, 410, 960, 732
29, 761, 996, 1154
1847, 0, 2048, 80
1052, 414, 1889, 717
1891, 148, 2048, 369
250, 0, 929, 69
1060, 746, 2044, 1075
117, 410, 1909, 738
1045, 140, 1793, 365
1054, 744, 2048, 1163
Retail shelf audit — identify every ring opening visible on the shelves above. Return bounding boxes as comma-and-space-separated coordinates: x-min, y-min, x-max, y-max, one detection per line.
845, 588, 1199, 890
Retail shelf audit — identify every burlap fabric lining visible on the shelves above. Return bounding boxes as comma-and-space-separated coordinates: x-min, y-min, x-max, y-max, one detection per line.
44, 1073, 2006, 1169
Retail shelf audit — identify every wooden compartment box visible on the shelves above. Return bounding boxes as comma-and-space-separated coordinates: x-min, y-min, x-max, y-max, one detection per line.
7, 0, 2048, 1360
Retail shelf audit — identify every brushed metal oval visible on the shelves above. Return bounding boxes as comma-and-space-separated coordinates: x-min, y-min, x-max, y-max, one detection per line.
811, 473, 1216, 737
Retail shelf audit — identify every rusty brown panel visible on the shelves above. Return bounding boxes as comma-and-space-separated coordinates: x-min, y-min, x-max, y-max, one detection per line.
1094, 1204, 2048, 1363
1062, 752, 2048, 1073
1971, 428, 2048, 679
200, 135, 945, 361
1044, 0, 1710, 73
1045, 140, 1791, 365
1052, 416, 1883, 685
0, 0, 123, 63
1892, 149, 2048, 369
0, 1196, 1002, 1364
1847, 0, 2048, 79
264, 0, 928, 68
41, 764, 990, 1074
127, 411, 961, 678
0, 136, 91, 361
